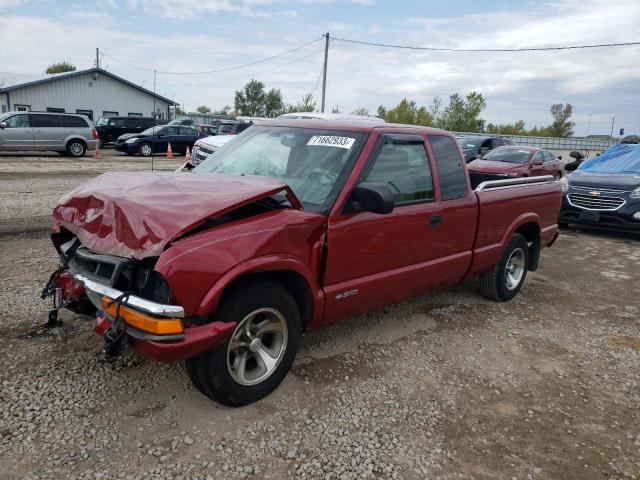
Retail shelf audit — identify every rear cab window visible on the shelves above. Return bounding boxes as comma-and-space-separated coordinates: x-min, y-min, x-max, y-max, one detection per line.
428, 135, 468, 200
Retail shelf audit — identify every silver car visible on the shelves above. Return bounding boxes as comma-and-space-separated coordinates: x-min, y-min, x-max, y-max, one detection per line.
0, 111, 98, 157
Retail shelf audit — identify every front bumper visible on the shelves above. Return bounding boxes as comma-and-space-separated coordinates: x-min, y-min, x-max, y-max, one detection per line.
73, 273, 236, 362
94, 314, 236, 362
559, 195, 640, 232
114, 141, 138, 153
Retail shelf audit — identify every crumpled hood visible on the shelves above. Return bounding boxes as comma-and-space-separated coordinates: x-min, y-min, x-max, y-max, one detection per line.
52, 172, 298, 259
467, 159, 523, 173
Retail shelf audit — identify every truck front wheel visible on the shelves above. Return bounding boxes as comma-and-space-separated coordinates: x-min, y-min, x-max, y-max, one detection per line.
186, 280, 301, 407
479, 233, 529, 301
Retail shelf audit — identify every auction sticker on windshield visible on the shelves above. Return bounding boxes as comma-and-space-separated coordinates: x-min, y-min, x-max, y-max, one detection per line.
307, 136, 355, 149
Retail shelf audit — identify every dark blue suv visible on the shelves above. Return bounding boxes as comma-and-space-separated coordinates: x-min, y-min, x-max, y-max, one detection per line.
114, 125, 204, 156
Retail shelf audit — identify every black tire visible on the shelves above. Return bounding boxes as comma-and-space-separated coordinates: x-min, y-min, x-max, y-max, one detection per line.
138, 142, 153, 157
479, 233, 529, 302
186, 280, 301, 407
66, 140, 86, 157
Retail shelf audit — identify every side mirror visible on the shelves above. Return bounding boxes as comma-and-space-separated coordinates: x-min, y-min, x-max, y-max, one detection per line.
557, 155, 562, 160
0, 122, 6, 129
347, 182, 394, 215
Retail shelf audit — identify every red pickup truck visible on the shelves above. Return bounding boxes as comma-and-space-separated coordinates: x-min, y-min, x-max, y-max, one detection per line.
44, 120, 562, 406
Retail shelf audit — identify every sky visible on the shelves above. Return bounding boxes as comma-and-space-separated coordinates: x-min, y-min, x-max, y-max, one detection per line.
1, 0, 639, 136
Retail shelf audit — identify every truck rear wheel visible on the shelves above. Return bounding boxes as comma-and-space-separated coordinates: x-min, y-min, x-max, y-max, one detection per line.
186, 280, 301, 407
479, 233, 529, 301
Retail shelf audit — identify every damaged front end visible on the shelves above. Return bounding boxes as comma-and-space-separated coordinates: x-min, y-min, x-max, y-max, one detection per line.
42, 234, 235, 361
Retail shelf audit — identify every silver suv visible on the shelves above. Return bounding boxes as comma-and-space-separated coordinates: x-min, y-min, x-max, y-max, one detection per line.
0, 111, 99, 157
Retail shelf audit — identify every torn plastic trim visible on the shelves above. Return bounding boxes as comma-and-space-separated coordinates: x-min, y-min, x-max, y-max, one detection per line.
74, 273, 184, 318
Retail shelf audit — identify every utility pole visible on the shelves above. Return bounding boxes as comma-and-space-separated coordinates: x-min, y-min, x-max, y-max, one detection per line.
610, 116, 615, 138
95, 48, 100, 69
321, 32, 329, 113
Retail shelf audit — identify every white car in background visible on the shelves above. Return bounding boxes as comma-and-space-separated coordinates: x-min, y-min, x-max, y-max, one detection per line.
177, 134, 234, 171
277, 112, 385, 123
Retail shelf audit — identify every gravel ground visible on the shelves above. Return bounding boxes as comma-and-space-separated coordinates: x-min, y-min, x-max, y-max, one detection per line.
0, 154, 639, 479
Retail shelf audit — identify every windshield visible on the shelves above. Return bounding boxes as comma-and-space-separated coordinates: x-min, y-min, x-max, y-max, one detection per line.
96, 117, 111, 125
194, 126, 367, 211
483, 148, 531, 164
458, 137, 484, 149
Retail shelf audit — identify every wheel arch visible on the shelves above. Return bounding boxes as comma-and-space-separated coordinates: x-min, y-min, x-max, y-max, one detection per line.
513, 220, 541, 271
196, 256, 323, 330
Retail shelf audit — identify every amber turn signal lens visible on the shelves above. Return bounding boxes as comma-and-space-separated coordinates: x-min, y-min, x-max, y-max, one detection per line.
101, 296, 183, 335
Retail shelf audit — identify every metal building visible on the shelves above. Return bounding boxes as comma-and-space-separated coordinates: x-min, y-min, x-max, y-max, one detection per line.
0, 68, 176, 122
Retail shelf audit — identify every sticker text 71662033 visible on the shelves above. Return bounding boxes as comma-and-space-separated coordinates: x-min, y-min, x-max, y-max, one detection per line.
307, 136, 356, 149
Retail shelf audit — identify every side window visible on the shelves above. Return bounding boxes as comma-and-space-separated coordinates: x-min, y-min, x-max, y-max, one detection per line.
109, 118, 126, 128
543, 151, 555, 162
492, 139, 504, 148
363, 138, 434, 204
31, 114, 63, 128
63, 116, 89, 128
429, 135, 467, 200
179, 127, 198, 136
142, 119, 155, 128
4, 114, 30, 128
128, 118, 142, 129
532, 152, 544, 163
163, 126, 179, 135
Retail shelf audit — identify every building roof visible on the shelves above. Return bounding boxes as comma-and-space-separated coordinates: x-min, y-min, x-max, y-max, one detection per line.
0, 68, 177, 105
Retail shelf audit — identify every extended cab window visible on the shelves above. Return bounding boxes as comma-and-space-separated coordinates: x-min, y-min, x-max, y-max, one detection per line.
363, 139, 434, 204
429, 135, 467, 200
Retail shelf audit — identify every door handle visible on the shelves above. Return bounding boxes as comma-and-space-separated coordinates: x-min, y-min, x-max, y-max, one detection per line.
429, 214, 443, 227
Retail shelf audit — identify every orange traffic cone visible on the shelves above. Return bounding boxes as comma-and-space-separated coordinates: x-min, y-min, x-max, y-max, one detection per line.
185, 145, 192, 162
94, 142, 100, 159
166, 142, 174, 159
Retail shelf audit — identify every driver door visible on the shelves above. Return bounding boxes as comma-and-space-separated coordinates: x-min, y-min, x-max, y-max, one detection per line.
322, 133, 445, 323
0, 114, 34, 150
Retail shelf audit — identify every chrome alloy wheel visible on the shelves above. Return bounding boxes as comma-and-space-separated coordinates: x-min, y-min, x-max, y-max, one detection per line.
69, 142, 84, 156
140, 143, 152, 156
226, 308, 288, 386
505, 247, 526, 290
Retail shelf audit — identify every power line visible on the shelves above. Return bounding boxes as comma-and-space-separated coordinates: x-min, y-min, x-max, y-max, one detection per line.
156, 48, 325, 87
331, 36, 640, 52
102, 37, 323, 75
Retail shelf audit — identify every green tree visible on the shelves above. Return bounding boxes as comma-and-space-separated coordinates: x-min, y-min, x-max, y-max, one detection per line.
234, 79, 266, 116
263, 89, 284, 117
352, 107, 370, 116
438, 91, 486, 132
377, 98, 434, 126
45, 61, 76, 74
173, 105, 186, 116
196, 105, 211, 114
287, 93, 317, 113
486, 120, 527, 135
549, 103, 575, 137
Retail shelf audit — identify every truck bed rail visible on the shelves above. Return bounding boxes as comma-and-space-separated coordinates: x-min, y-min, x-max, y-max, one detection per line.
474, 175, 555, 192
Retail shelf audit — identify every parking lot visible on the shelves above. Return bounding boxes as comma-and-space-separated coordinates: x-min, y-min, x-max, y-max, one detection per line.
1, 152, 639, 480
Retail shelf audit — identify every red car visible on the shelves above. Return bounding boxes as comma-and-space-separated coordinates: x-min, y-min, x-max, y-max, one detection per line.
467, 146, 564, 181
43, 120, 562, 406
